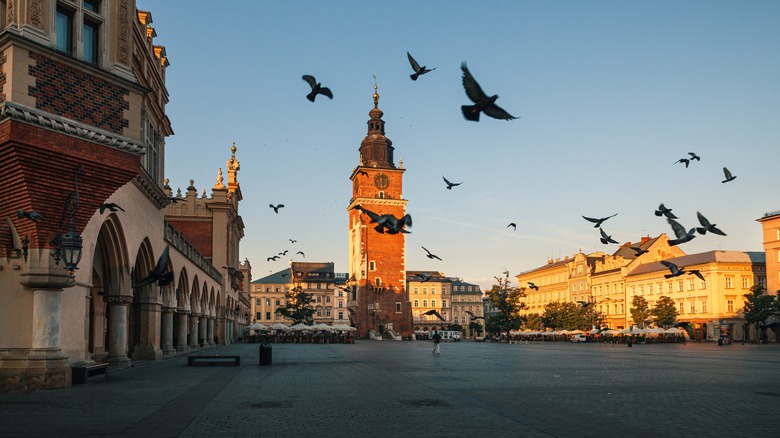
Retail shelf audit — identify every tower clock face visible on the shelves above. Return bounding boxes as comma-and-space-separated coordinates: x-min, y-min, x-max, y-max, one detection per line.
374, 173, 390, 189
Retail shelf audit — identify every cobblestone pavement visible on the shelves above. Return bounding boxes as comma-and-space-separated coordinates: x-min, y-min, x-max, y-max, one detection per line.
1, 340, 779, 437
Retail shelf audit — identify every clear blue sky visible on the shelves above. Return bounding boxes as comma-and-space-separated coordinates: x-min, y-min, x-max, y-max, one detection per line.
139, 1, 780, 291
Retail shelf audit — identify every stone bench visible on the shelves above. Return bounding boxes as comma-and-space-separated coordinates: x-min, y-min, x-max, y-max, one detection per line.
71, 363, 108, 384
187, 355, 241, 366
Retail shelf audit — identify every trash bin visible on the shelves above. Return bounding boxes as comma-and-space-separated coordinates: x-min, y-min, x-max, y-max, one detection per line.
718, 337, 724, 346
259, 343, 272, 366
627, 337, 633, 347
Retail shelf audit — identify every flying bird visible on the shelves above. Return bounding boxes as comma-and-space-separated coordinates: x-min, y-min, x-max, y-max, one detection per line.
688, 152, 701, 161
696, 212, 726, 236
527, 282, 539, 291
419, 273, 433, 283
582, 213, 618, 228
267, 255, 280, 262
406, 52, 435, 80
576, 301, 593, 308
722, 167, 736, 183
357, 170, 369, 178
99, 203, 125, 214
507, 223, 516, 230
422, 309, 445, 322
17, 209, 46, 222
460, 62, 517, 122
422, 246, 442, 261
674, 157, 690, 168
269, 204, 285, 213
289, 239, 297, 243
660, 260, 686, 278
667, 218, 696, 246
688, 269, 705, 281
442, 176, 462, 190
464, 310, 484, 320
167, 197, 180, 204
301, 74, 333, 102
353, 205, 412, 234
296, 251, 305, 258
278, 250, 289, 256
599, 228, 618, 245
654, 203, 677, 219
132, 246, 173, 288
628, 246, 649, 256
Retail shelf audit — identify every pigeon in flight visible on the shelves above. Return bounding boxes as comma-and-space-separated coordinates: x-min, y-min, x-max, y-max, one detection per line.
422, 246, 442, 261
674, 157, 690, 168
722, 167, 736, 183
688, 270, 705, 281
302, 74, 333, 102
357, 170, 369, 178
464, 310, 484, 320
460, 62, 517, 122
527, 282, 539, 291
443, 176, 462, 190
99, 203, 125, 214
296, 251, 305, 258
132, 246, 173, 288
582, 213, 618, 228
654, 203, 678, 219
269, 204, 285, 213
267, 255, 280, 261
419, 273, 433, 283
279, 250, 288, 256
696, 212, 726, 236
507, 223, 516, 230
660, 260, 686, 278
423, 309, 445, 322
576, 301, 594, 308
407, 52, 435, 81
667, 218, 696, 246
628, 246, 649, 256
353, 205, 412, 234
289, 239, 297, 243
17, 209, 46, 222
688, 152, 701, 161
599, 228, 618, 245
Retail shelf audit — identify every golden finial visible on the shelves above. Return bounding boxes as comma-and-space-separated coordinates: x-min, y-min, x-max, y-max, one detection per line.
372, 74, 379, 108
231, 140, 237, 156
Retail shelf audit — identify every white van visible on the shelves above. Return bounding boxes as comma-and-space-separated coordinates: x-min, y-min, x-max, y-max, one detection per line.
570, 334, 587, 343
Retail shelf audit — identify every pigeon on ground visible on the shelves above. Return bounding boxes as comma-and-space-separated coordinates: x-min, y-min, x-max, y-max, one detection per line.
302, 74, 333, 102
17, 209, 46, 222
269, 204, 284, 213
599, 228, 618, 245
422, 246, 442, 261
655, 203, 678, 219
460, 62, 517, 122
582, 213, 618, 228
99, 203, 125, 214
660, 260, 685, 278
443, 176, 462, 190
667, 218, 696, 246
722, 167, 736, 183
527, 282, 539, 291
696, 212, 726, 236
132, 246, 173, 288
407, 52, 435, 81
423, 309, 445, 322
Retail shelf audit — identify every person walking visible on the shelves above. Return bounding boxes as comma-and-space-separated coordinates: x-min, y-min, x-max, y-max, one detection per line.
432, 330, 442, 355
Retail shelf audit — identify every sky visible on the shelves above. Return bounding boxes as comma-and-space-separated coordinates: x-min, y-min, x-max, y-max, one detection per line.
138, 1, 780, 292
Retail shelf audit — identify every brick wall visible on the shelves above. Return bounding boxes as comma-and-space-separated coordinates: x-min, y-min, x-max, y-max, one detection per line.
166, 220, 213, 259
28, 53, 129, 134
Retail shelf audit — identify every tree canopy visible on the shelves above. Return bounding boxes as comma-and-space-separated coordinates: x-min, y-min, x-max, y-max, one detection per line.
275, 286, 315, 325
743, 285, 776, 328
651, 295, 678, 327
485, 270, 525, 339
541, 301, 592, 331
630, 296, 651, 327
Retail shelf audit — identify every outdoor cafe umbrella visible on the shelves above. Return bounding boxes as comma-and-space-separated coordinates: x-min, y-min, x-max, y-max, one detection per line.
270, 323, 289, 330
248, 322, 267, 331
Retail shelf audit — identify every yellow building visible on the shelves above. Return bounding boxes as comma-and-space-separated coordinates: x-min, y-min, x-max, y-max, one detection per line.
517, 255, 575, 317
408, 271, 450, 330
450, 279, 485, 339
757, 210, 780, 295
249, 269, 291, 326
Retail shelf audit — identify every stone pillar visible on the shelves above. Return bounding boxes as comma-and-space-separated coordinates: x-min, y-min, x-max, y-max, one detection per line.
131, 297, 163, 361
175, 311, 190, 352
207, 317, 215, 346
188, 314, 200, 349
199, 315, 207, 347
226, 318, 233, 343
216, 317, 227, 345
105, 296, 133, 368
160, 307, 176, 355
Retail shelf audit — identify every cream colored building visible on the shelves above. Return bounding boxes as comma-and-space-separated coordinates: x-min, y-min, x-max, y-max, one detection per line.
249, 269, 291, 326
517, 255, 574, 317
757, 210, 780, 295
408, 271, 451, 330
450, 279, 485, 339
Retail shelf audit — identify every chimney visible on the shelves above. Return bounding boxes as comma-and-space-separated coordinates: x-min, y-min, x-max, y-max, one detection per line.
641, 236, 650, 244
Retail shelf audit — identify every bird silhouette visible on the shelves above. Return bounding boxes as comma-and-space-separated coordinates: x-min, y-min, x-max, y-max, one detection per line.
167, 197, 180, 204
460, 62, 517, 121
17, 209, 46, 222
357, 170, 369, 178
654, 203, 678, 219
267, 255, 280, 262
722, 167, 736, 183
296, 251, 305, 258
660, 260, 686, 278
302, 74, 333, 102
443, 176, 462, 190
628, 246, 649, 256
279, 250, 288, 256
674, 157, 690, 168
464, 310, 484, 320
132, 246, 172, 288
688, 152, 701, 161
99, 203, 125, 214
667, 218, 696, 246
582, 213, 618, 228
407, 52, 435, 80
353, 205, 412, 234
576, 301, 594, 308
688, 270, 705, 281
418, 273, 433, 283
269, 204, 285, 213
527, 282, 539, 291
422, 246, 442, 261
423, 309, 445, 322
289, 239, 297, 243
599, 228, 618, 245
696, 212, 726, 236
507, 223, 516, 230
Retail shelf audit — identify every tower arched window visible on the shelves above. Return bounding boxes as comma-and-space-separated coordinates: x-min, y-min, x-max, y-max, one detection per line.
375, 278, 381, 287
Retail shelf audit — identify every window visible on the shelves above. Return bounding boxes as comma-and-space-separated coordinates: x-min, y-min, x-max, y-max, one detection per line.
56, 7, 73, 54
326, 296, 331, 303
256, 312, 261, 320
423, 287, 428, 294
758, 276, 766, 288
255, 298, 261, 306
725, 277, 733, 288
414, 300, 419, 307
701, 301, 707, 313
338, 311, 344, 320
338, 301, 343, 308
432, 300, 437, 308
413, 287, 418, 295
443, 300, 447, 308
141, 109, 161, 183
727, 299, 734, 313
326, 308, 331, 317
369, 261, 376, 271
689, 302, 695, 314
316, 296, 322, 303
316, 308, 322, 317
700, 280, 706, 289
83, 19, 99, 64
648, 284, 653, 295
374, 278, 381, 287
431, 287, 437, 295
396, 302, 401, 312
678, 302, 684, 314
265, 312, 271, 320
668, 283, 673, 293
265, 298, 271, 306
688, 280, 694, 291
423, 300, 428, 307
677, 281, 683, 292
275, 299, 280, 306
266, 287, 271, 292
742, 277, 749, 288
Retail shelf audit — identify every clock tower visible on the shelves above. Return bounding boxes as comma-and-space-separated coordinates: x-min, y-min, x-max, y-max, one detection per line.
347, 84, 413, 339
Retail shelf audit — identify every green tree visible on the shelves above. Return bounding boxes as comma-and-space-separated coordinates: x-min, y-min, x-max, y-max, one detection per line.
486, 270, 525, 340
743, 285, 776, 340
630, 296, 651, 327
468, 321, 484, 337
651, 295, 678, 327
523, 313, 544, 331
275, 286, 315, 325
541, 301, 590, 330
448, 323, 463, 332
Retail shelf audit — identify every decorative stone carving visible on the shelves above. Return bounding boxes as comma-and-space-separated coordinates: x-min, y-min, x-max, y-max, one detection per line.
28, 0, 42, 28
118, 0, 130, 64
103, 295, 134, 304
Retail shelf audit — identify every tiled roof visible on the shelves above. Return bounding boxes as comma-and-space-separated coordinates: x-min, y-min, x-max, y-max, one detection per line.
612, 235, 659, 259
627, 250, 765, 276
250, 268, 291, 284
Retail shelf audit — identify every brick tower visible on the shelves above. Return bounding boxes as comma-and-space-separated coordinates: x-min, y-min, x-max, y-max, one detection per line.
347, 84, 413, 339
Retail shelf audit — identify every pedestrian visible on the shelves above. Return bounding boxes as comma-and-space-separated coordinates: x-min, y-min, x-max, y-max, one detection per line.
432, 330, 442, 355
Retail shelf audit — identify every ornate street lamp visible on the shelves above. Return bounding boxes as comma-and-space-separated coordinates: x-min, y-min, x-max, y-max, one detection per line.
50, 165, 84, 284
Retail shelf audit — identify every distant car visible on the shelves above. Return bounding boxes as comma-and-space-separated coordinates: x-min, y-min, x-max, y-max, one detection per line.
570, 334, 587, 343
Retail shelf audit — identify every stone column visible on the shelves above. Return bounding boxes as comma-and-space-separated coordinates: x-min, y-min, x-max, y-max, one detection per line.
188, 314, 200, 349
105, 296, 133, 368
207, 317, 215, 346
216, 317, 227, 345
199, 315, 207, 347
131, 297, 163, 361
160, 307, 176, 355
175, 311, 190, 352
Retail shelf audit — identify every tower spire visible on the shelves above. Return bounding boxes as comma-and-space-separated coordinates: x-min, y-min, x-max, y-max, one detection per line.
359, 77, 394, 168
